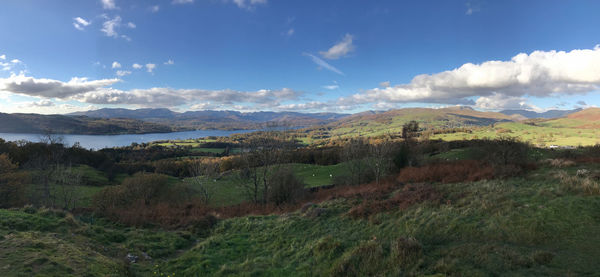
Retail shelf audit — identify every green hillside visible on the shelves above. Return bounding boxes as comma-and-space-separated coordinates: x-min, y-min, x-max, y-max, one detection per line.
2, 163, 600, 276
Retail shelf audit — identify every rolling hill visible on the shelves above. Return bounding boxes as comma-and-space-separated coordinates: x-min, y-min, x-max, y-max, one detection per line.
0, 113, 174, 135
312, 106, 518, 137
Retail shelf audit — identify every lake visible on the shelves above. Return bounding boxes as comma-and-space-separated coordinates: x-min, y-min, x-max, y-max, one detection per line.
0, 129, 256, 150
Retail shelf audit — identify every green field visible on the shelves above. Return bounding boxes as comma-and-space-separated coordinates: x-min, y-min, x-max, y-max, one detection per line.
186, 163, 348, 206
432, 122, 600, 146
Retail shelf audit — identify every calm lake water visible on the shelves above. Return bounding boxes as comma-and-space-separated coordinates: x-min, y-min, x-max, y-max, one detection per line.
0, 129, 256, 150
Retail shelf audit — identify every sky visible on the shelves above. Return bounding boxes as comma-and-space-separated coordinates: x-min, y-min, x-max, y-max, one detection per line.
1, 0, 600, 114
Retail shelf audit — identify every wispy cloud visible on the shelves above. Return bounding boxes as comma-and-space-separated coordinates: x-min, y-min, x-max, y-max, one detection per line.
150, 5, 160, 13
100, 15, 121, 38
101, 0, 117, 10
73, 17, 91, 31
320, 34, 355, 60
172, 0, 194, 4
115, 70, 131, 77
132, 63, 143, 69
232, 0, 267, 9
164, 59, 174, 65
145, 63, 156, 73
303, 53, 344, 75
111, 61, 121, 69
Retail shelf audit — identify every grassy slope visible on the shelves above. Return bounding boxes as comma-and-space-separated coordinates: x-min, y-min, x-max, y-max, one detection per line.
316, 107, 514, 138
432, 122, 600, 146
2, 164, 600, 276
0, 208, 196, 277
161, 166, 600, 276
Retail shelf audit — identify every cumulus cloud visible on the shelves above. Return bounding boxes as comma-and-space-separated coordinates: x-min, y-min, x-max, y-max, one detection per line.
303, 53, 344, 75
0, 74, 120, 99
132, 63, 143, 69
319, 34, 355, 60
101, 0, 117, 10
232, 0, 267, 9
75, 87, 301, 108
111, 61, 121, 69
164, 59, 174, 65
0, 54, 5, 60
145, 63, 156, 73
115, 70, 131, 77
474, 93, 539, 111
73, 17, 91, 31
355, 46, 600, 107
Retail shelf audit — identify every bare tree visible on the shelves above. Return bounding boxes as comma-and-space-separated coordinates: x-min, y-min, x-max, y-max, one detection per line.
188, 160, 220, 204
369, 138, 394, 185
52, 164, 82, 210
341, 138, 370, 185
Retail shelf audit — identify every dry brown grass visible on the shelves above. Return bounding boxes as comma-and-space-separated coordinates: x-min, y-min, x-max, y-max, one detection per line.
397, 160, 495, 184
554, 170, 600, 196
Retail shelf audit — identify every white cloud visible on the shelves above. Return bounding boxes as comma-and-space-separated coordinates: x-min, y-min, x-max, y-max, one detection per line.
354, 46, 600, 106
287, 28, 294, 36
75, 87, 301, 108
164, 59, 174, 65
319, 34, 355, 60
150, 5, 160, 12
303, 53, 344, 75
172, 0, 194, 4
474, 93, 539, 111
10, 59, 21, 64
101, 0, 117, 10
132, 63, 143, 69
0, 54, 5, 60
127, 22, 136, 29
111, 61, 121, 69
232, 0, 267, 9
120, 35, 132, 41
73, 17, 91, 31
0, 74, 120, 99
145, 63, 156, 73
101, 15, 121, 38
20, 99, 56, 108
323, 82, 339, 90
115, 70, 131, 77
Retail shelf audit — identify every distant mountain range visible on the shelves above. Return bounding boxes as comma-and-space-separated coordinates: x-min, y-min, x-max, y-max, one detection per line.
499, 108, 582, 119
0, 107, 592, 135
69, 108, 349, 130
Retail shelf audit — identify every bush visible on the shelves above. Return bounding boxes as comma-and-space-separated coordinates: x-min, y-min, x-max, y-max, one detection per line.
267, 167, 305, 205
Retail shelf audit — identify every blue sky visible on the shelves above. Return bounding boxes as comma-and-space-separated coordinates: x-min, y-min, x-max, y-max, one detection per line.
1, 0, 600, 114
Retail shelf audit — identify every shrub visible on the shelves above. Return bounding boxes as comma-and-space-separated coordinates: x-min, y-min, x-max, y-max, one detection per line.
267, 167, 305, 205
